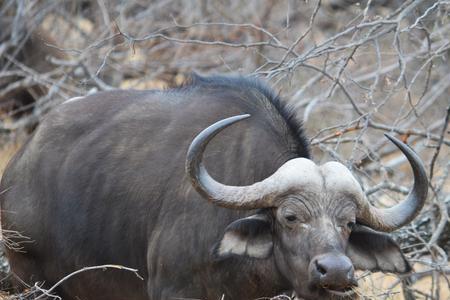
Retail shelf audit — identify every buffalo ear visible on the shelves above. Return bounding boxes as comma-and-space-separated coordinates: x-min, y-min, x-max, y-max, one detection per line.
213, 214, 273, 260
346, 225, 411, 274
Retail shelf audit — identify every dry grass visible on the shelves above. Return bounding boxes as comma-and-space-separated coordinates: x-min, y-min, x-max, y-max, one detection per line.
359, 270, 450, 300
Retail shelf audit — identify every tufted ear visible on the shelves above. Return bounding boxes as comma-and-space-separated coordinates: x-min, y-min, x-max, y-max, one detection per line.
346, 225, 411, 274
212, 214, 273, 260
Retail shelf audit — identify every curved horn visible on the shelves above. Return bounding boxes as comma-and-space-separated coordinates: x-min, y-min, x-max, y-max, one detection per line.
186, 114, 280, 210
357, 134, 428, 232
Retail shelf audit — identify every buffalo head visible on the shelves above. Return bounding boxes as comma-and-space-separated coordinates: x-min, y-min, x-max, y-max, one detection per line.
186, 114, 428, 299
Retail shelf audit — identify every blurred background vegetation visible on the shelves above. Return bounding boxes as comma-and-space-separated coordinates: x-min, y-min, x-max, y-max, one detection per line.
0, 0, 449, 299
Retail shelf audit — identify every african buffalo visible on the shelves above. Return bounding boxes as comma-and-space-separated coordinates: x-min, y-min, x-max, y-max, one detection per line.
0, 75, 427, 299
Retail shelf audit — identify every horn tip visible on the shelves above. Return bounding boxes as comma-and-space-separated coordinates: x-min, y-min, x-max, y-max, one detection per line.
384, 133, 403, 146
237, 113, 251, 119
383, 132, 395, 140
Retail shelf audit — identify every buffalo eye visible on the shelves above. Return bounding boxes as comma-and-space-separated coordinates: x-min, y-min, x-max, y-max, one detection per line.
347, 221, 355, 230
285, 215, 297, 222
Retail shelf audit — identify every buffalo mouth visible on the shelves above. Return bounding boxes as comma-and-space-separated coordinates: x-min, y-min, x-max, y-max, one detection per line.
324, 286, 356, 297
301, 284, 357, 299
295, 287, 356, 300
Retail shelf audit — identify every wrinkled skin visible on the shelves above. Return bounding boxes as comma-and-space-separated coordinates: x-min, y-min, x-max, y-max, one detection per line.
212, 160, 411, 299
274, 196, 357, 298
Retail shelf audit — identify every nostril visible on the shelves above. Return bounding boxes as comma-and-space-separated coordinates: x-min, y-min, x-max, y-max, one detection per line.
349, 275, 358, 287
346, 266, 356, 283
315, 260, 327, 276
